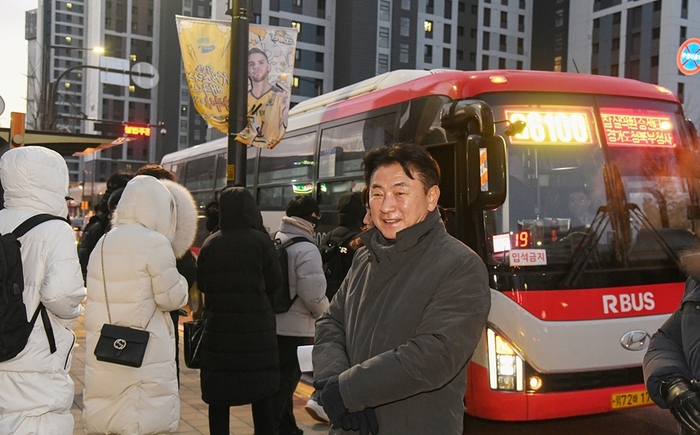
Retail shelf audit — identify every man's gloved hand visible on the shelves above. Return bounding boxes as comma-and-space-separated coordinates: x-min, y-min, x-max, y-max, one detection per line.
316, 375, 350, 428
661, 375, 700, 432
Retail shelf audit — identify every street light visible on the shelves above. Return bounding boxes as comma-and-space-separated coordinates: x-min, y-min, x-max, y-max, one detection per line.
42, 45, 104, 130
47, 64, 155, 130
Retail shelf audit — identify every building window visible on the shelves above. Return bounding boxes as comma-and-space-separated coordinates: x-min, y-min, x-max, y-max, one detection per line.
459, 2, 465, 13
445, 0, 452, 19
500, 34, 507, 51
678, 82, 685, 102
652, 27, 660, 39
444, 24, 451, 43
592, 43, 599, 53
517, 37, 523, 55
470, 28, 477, 38
554, 55, 562, 72
443, 47, 451, 67
518, 14, 525, 32
555, 9, 564, 27
424, 45, 433, 63
269, 16, 279, 25
500, 11, 507, 29
426, 0, 434, 14
379, 27, 390, 48
593, 18, 599, 29
471, 4, 478, 14
458, 49, 464, 60
483, 31, 490, 50
458, 26, 464, 37
651, 55, 659, 67
502, 0, 508, 5
400, 44, 410, 63
293, 0, 302, 6
611, 64, 619, 77
519, 0, 525, 8
682, 0, 688, 19
482, 54, 489, 68
680, 26, 687, 45
379, 0, 390, 21
470, 52, 476, 62
612, 38, 619, 50
291, 21, 301, 32
499, 57, 506, 69
378, 53, 389, 73
613, 12, 621, 25
402, 0, 411, 10
483, 8, 491, 27
517, 60, 523, 69
424, 20, 433, 38
401, 17, 410, 36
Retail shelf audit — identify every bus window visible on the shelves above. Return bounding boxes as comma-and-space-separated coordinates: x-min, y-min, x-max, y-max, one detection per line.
317, 179, 365, 207
258, 185, 299, 208
166, 161, 184, 183
258, 132, 316, 184
215, 153, 226, 189
184, 155, 216, 191
319, 113, 396, 179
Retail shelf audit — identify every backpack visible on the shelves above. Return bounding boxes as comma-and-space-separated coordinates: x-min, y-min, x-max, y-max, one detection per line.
271, 234, 313, 314
320, 231, 358, 301
0, 214, 67, 362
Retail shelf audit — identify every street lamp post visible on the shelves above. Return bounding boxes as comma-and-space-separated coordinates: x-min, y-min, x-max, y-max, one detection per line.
47, 64, 155, 130
42, 45, 104, 130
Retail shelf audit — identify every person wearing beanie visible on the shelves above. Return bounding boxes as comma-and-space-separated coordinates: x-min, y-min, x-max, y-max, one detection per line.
272, 195, 329, 435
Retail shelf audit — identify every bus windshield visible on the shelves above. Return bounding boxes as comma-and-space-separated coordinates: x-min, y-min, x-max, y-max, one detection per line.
483, 93, 700, 274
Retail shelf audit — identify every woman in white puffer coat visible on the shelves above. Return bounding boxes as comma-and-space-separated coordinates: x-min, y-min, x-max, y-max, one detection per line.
82, 175, 189, 435
0, 147, 86, 435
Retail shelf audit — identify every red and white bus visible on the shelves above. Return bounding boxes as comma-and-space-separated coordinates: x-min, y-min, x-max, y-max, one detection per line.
161, 69, 700, 421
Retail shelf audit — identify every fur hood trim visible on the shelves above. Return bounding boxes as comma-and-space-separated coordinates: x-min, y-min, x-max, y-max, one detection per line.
160, 179, 198, 258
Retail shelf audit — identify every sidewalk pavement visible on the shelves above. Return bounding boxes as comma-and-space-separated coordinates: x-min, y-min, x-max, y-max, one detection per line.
69, 312, 330, 434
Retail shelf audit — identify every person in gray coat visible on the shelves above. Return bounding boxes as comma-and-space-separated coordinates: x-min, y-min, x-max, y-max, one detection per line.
644, 253, 700, 434
273, 195, 329, 435
312, 143, 491, 435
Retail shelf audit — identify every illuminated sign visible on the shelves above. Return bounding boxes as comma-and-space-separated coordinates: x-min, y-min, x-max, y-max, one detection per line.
677, 38, 700, 75
292, 183, 314, 194
505, 108, 594, 145
123, 124, 152, 137
599, 108, 676, 148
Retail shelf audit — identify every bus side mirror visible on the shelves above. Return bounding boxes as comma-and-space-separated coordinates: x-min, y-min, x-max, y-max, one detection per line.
467, 134, 507, 210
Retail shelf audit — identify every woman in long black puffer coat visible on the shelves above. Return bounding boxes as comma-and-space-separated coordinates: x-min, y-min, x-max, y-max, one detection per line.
196, 187, 284, 435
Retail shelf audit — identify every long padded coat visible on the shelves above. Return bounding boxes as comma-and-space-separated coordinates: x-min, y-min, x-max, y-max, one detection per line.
196, 187, 284, 405
82, 175, 189, 435
0, 147, 86, 435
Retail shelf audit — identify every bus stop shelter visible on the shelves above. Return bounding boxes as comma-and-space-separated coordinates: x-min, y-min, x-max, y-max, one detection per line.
0, 128, 122, 156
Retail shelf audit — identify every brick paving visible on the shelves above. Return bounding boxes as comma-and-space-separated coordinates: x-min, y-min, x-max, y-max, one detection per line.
69, 312, 329, 434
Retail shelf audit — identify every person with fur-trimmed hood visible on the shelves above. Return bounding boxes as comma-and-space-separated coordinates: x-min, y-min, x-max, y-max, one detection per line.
82, 175, 191, 434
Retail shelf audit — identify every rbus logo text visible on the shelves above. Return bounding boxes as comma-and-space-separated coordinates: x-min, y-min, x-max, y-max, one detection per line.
603, 292, 655, 314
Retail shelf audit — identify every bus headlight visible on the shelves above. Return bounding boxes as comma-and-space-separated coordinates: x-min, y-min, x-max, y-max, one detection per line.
487, 328, 524, 391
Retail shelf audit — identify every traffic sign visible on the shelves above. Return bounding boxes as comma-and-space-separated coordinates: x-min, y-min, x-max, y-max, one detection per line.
677, 38, 700, 75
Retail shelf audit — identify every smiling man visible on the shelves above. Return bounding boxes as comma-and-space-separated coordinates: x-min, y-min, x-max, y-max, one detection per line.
312, 143, 491, 435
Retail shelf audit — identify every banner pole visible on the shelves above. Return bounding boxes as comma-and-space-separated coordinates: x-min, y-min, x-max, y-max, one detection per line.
227, 0, 250, 187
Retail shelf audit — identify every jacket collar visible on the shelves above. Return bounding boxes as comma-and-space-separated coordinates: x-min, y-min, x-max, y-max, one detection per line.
362, 210, 441, 259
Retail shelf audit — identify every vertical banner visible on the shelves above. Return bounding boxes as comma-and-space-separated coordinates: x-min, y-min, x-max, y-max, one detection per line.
176, 16, 297, 149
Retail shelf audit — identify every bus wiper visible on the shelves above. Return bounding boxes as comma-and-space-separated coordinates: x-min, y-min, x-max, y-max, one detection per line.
563, 206, 610, 288
627, 203, 683, 268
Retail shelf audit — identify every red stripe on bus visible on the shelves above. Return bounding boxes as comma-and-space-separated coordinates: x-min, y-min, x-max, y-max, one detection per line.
319, 70, 679, 124
502, 282, 684, 321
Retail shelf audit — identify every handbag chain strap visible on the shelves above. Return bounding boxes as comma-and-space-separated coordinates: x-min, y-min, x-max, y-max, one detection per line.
100, 234, 112, 324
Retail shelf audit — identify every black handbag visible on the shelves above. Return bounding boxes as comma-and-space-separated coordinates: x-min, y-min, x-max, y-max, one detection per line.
183, 318, 204, 369
93, 235, 150, 368
94, 323, 149, 367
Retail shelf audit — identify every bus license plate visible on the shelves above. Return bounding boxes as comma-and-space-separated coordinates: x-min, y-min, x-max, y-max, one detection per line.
611, 390, 653, 409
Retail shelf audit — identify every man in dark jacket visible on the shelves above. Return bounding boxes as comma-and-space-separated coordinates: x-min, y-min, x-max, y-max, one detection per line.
312, 143, 491, 435
644, 252, 700, 434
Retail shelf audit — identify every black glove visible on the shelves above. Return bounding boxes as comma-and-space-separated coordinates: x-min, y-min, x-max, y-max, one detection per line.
661, 375, 700, 433
317, 375, 350, 428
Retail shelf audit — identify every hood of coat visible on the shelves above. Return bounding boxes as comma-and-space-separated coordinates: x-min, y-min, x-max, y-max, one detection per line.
219, 187, 265, 232
111, 175, 177, 238
160, 179, 198, 258
0, 146, 69, 216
